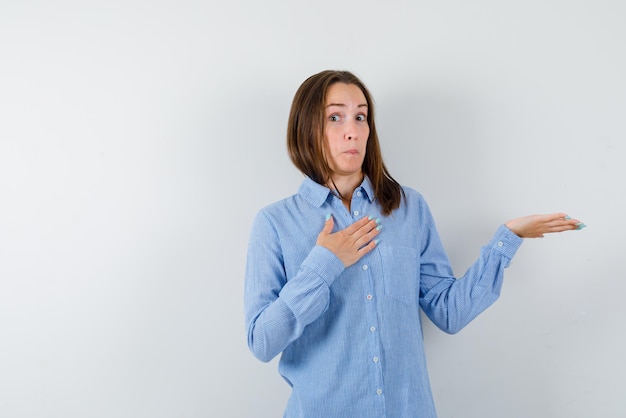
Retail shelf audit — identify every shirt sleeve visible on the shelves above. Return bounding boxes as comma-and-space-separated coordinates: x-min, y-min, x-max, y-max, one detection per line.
244, 210, 345, 362
417, 199, 523, 334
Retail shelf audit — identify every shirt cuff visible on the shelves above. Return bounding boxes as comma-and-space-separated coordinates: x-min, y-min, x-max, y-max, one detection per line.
490, 224, 524, 260
300, 245, 345, 287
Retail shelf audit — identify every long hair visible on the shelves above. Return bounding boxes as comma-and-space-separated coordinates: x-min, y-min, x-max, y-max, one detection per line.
287, 70, 403, 215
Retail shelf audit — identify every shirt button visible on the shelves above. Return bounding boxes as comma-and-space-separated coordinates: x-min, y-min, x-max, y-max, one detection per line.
366, 294, 373, 300
376, 389, 383, 395
354, 210, 359, 216
373, 356, 379, 363
370, 326, 376, 332
357, 191, 362, 197
362, 264, 368, 270
497, 241, 504, 247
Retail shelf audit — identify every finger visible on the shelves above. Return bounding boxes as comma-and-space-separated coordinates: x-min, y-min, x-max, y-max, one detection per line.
355, 216, 380, 235
354, 223, 382, 248
534, 213, 567, 224
544, 223, 584, 233
361, 222, 383, 243
341, 217, 377, 239
343, 215, 374, 234
541, 221, 574, 231
356, 236, 379, 256
552, 213, 583, 225
351, 225, 381, 249
539, 215, 580, 230
548, 215, 583, 227
320, 214, 335, 236
541, 218, 587, 234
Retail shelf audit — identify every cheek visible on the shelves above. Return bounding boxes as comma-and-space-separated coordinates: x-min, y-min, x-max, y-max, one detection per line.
362, 127, 370, 146
325, 130, 340, 151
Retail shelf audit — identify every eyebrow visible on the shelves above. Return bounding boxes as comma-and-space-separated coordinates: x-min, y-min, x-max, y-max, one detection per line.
325, 103, 368, 108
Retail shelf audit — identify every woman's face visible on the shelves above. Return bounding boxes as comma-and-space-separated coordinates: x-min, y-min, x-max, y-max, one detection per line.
323, 82, 370, 180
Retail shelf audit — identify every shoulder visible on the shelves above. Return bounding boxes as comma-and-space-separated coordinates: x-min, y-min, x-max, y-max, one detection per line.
255, 194, 299, 221
249, 196, 298, 242
393, 185, 436, 224
400, 185, 428, 206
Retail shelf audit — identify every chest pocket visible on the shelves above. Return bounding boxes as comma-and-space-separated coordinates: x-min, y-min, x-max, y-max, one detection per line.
379, 246, 419, 305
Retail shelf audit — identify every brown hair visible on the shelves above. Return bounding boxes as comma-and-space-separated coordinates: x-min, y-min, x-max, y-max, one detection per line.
287, 70, 403, 215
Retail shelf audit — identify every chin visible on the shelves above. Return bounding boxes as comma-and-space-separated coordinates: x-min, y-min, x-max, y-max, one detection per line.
338, 168, 364, 177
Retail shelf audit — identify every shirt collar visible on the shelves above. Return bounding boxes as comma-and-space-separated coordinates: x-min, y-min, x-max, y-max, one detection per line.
360, 176, 375, 203
298, 176, 375, 207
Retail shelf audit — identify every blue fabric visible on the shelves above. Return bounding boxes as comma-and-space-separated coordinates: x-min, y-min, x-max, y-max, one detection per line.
244, 177, 523, 418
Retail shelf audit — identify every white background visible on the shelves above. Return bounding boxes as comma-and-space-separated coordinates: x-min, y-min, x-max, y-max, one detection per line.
1, 1, 624, 417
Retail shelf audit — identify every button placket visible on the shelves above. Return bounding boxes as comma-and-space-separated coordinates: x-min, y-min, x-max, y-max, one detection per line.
359, 246, 385, 409
351, 188, 364, 219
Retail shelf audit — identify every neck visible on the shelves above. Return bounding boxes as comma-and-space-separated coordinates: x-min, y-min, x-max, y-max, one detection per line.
328, 172, 364, 208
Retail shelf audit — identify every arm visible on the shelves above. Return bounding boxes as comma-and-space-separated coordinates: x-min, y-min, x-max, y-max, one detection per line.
244, 212, 343, 362
419, 223, 522, 334
244, 212, 380, 362
418, 201, 584, 334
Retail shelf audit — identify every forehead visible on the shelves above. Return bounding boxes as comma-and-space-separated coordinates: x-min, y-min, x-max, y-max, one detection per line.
325, 83, 367, 106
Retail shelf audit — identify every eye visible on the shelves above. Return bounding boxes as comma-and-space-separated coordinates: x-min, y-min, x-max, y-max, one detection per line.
329, 114, 340, 122
356, 114, 367, 122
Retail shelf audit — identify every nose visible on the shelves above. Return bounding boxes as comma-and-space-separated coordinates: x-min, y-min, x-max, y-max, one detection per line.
344, 120, 358, 141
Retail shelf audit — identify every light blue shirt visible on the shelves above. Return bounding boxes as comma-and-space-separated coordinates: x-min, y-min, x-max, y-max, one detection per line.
245, 177, 523, 418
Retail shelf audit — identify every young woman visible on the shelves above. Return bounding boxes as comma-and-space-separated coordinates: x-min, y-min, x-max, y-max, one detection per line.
244, 70, 584, 418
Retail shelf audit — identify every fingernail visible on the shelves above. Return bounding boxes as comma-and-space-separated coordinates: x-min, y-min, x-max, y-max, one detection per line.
576, 223, 587, 230
376, 225, 382, 231
375, 218, 381, 224
564, 215, 571, 220
325, 213, 331, 221
368, 215, 374, 220
374, 239, 380, 245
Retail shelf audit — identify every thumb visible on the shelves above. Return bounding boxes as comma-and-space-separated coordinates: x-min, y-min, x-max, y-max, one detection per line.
320, 213, 334, 235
